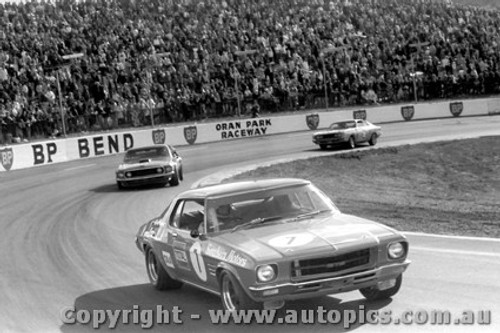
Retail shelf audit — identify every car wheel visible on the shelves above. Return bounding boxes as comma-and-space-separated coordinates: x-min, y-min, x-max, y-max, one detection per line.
169, 169, 180, 186
220, 271, 261, 311
319, 144, 327, 150
359, 274, 402, 301
117, 181, 124, 190
146, 247, 183, 290
369, 133, 378, 146
348, 136, 356, 149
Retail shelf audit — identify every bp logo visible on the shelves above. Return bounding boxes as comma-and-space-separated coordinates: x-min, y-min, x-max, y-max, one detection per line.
152, 129, 166, 144
306, 114, 320, 130
0, 148, 13, 171
353, 110, 367, 120
449, 102, 463, 117
401, 106, 415, 121
184, 126, 197, 145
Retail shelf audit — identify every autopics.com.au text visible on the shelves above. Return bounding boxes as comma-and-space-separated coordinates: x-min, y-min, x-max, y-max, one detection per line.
60, 305, 492, 329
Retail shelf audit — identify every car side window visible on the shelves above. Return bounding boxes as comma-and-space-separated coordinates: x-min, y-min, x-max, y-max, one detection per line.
177, 200, 205, 232
170, 200, 185, 228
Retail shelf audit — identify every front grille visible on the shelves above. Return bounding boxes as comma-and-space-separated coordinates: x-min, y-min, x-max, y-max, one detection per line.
291, 248, 371, 279
128, 168, 162, 178
323, 133, 341, 139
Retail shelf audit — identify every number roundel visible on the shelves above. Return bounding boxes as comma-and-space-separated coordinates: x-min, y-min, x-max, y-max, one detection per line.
268, 233, 315, 248
189, 242, 207, 281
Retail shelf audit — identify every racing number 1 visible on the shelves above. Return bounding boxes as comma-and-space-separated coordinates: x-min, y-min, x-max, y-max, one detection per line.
189, 242, 207, 281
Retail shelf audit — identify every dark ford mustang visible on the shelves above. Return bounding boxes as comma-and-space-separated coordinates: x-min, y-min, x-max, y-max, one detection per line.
115, 145, 183, 189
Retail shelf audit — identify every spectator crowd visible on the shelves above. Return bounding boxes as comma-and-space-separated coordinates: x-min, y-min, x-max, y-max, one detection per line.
2, 0, 500, 143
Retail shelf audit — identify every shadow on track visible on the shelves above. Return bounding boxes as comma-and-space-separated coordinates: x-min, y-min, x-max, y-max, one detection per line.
60, 284, 391, 333
91, 183, 175, 193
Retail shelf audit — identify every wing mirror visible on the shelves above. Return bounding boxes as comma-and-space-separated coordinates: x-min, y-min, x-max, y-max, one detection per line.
190, 229, 206, 240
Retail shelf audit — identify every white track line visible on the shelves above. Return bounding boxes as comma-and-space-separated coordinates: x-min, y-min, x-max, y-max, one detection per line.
404, 231, 500, 242
63, 164, 96, 171
411, 246, 500, 258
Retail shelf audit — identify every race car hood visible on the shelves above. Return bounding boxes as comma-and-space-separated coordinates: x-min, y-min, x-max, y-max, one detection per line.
214, 213, 401, 262
118, 157, 171, 170
313, 129, 347, 137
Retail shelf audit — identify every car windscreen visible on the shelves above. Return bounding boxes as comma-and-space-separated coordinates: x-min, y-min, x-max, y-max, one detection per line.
206, 184, 339, 233
329, 121, 356, 129
124, 147, 169, 162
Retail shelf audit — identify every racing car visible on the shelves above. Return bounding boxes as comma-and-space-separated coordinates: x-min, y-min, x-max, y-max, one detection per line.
115, 145, 183, 189
312, 119, 382, 150
135, 178, 410, 311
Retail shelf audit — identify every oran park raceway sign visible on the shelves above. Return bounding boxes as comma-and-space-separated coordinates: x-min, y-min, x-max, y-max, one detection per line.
214, 118, 273, 139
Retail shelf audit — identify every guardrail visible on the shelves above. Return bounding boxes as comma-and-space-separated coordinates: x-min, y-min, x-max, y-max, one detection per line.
1, 97, 499, 172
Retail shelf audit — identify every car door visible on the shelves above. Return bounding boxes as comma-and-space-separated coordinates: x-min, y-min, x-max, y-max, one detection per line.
169, 199, 208, 284
355, 120, 368, 142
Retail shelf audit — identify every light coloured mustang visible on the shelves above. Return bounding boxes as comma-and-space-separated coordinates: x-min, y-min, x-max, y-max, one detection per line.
313, 119, 382, 150
136, 178, 410, 311
115, 145, 183, 189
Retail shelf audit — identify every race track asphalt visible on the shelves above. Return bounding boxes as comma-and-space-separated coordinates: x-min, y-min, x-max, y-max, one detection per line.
1, 115, 499, 333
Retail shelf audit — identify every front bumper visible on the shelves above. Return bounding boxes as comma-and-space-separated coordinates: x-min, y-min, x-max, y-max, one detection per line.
248, 260, 410, 302
117, 172, 174, 187
313, 137, 348, 145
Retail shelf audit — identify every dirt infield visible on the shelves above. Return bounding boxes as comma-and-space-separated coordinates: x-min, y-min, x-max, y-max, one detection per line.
231, 136, 500, 238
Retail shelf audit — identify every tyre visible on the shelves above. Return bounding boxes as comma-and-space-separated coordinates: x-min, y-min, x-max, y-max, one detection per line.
359, 274, 402, 301
319, 144, 327, 150
169, 169, 180, 186
117, 181, 124, 190
145, 247, 183, 290
220, 271, 261, 311
369, 133, 378, 146
348, 136, 356, 149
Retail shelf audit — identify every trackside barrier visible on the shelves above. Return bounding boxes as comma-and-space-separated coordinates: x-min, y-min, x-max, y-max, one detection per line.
0, 97, 498, 172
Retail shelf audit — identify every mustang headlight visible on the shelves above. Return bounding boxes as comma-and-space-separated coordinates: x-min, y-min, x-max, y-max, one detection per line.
116, 171, 124, 178
125, 172, 132, 178
165, 165, 173, 173
156, 167, 163, 173
256, 264, 277, 283
387, 242, 405, 259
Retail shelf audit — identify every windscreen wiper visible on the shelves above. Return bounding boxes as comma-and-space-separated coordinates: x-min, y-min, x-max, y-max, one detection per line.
291, 210, 332, 221
231, 216, 284, 232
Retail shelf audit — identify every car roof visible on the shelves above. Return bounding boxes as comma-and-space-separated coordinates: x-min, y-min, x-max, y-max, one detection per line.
181, 178, 311, 199
126, 144, 169, 152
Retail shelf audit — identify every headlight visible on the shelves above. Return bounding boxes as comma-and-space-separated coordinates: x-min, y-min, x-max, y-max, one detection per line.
165, 165, 173, 173
156, 167, 163, 173
387, 242, 405, 259
116, 171, 124, 178
256, 264, 276, 283
125, 172, 132, 178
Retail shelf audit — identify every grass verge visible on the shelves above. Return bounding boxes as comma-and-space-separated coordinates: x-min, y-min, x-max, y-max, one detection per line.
230, 136, 500, 238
